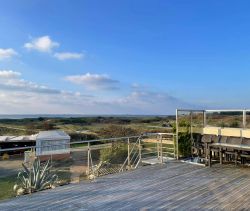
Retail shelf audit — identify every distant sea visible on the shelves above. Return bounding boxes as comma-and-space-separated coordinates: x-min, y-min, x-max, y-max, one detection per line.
0, 114, 171, 119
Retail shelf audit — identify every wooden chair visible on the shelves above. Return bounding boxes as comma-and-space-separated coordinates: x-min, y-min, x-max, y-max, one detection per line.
191, 134, 203, 156
241, 138, 250, 164
201, 134, 212, 162
203, 135, 220, 166
210, 135, 220, 157
218, 136, 228, 164
225, 137, 242, 165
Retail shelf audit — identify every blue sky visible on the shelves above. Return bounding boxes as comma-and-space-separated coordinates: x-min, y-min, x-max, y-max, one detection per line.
0, 0, 250, 114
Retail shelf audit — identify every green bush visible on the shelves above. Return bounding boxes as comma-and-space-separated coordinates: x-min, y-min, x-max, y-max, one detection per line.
100, 142, 128, 164
229, 121, 240, 128
98, 125, 139, 138
178, 132, 192, 158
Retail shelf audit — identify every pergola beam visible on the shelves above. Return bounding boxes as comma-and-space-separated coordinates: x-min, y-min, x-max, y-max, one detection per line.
206, 109, 250, 112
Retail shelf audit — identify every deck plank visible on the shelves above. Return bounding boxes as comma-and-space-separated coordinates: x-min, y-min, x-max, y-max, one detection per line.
0, 161, 249, 210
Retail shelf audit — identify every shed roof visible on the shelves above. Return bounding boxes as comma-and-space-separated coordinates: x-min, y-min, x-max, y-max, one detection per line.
0, 135, 36, 143
36, 130, 70, 140
0, 136, 15, 142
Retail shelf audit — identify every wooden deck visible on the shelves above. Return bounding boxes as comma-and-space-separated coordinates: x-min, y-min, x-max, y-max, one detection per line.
0, 161, 250, 210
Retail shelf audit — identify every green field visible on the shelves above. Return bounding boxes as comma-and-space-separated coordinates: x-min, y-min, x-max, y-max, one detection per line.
0, 116, 174, 138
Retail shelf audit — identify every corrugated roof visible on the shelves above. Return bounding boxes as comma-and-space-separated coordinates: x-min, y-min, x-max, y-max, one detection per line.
11, 135, 37, 141
0, 136, 15, 142
0, 135, 36, 142
36, 130, 70, 140
0, 130, 69, 142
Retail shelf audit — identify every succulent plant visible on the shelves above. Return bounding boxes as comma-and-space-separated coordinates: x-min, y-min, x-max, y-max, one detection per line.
14, 158, 58, 196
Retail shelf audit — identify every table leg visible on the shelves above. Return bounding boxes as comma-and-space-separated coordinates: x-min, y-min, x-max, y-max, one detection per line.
235, 151, 238, 166
219, 147, 223, 165
208, 146, 211, 167
205, 143, 208, 165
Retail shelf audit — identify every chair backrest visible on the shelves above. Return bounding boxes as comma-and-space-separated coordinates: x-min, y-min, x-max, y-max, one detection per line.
211, 135, 220, 143
219, 136, 228, 143
195, 134, 202, 143
242, 138, 250, 146
201, 134, 212, 143
226, 136, 242, 145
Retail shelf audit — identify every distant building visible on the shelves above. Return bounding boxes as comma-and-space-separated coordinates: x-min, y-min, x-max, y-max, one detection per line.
0, 135, 36, 154
36, 130, 70, 160
0, 130, 71, 161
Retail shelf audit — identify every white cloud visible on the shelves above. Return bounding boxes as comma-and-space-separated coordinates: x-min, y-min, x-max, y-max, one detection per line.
54, 52, 84, 60
0, 70, 95, 114
24, 36, 59, 52
0, 70, 21, 78
113, 90, 192, 114
0, 70, 60, 94
0, 48, 17, 60
64, 73, 120, 90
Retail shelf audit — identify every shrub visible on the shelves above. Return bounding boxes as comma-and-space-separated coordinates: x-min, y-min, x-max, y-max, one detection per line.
100, 142, 128, 164
98, 125, 139, 138
2, 153, 9, 160
230, 121, 240, 128
13, 158, 58, 196
178, 132, 192, 158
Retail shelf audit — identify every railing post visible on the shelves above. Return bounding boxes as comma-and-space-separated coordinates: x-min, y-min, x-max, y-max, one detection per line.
173, 134, 176, 159
160, 134, 163, 164
127, 138, 130, 166
157, 139, 160, 160
176, 109, 179, 160
87, 142, 90, 175
139, 137, 142, 163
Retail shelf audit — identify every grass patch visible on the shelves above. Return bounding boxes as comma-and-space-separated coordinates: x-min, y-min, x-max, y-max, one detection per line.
0, 170, 72, 201
0, 175, 16, 201
71, 143, 88, 148
55, 170, 72, 185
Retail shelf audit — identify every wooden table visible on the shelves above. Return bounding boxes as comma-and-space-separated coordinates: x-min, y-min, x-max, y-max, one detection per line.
208, 143, 250, 167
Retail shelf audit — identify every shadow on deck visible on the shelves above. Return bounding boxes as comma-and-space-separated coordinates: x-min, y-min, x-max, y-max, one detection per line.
0, 160, 250, 210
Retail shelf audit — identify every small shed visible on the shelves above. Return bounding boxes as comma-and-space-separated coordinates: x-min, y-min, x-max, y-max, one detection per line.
36, 130, 70, 160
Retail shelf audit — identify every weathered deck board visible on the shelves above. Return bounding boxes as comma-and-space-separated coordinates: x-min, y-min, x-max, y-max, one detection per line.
0, 161, 249, 210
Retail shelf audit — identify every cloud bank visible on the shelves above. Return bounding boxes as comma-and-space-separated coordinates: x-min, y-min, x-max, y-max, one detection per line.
0, 70, 191, 114
0, 48, 17, 60
54, 52, 84, 60
64, 73, 120, 90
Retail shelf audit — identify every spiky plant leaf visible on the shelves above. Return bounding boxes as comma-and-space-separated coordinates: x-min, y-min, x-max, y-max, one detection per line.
14, 158, 58, 196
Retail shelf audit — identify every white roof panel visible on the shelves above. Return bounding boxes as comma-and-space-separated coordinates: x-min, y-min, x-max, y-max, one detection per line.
36, 130, 70, 140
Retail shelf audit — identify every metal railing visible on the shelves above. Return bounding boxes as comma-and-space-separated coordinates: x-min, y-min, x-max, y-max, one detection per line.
1, 133, 175, 176
0, 132, 176, 201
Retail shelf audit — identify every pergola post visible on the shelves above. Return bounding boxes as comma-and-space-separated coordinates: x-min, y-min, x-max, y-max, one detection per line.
203, 111, 207, 127
243, 110, 246, 129
176, 109, 179, 160
190, 111, 193, 140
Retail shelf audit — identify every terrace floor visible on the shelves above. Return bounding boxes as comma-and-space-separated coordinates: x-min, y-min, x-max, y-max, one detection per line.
0, 160, 250, 210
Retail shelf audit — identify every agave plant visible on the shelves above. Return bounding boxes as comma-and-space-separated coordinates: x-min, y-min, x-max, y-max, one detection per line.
14, 158, 58, 196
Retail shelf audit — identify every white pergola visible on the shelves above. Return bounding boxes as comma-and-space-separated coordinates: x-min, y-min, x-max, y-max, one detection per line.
175, 109, 250, 159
